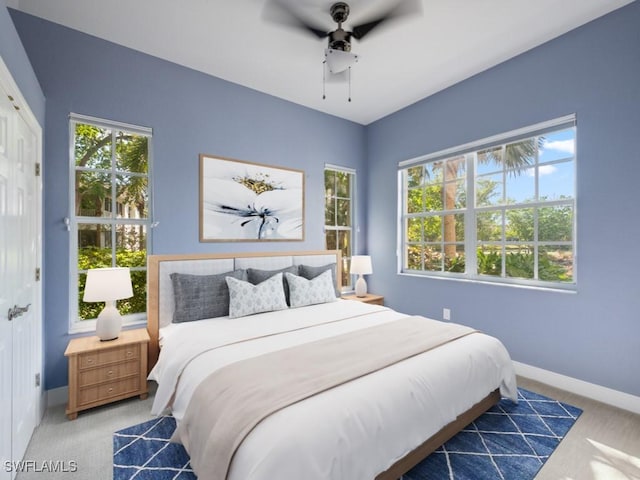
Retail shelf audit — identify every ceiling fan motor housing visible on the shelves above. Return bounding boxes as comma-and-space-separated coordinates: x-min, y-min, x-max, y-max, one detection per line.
330, 2, 350, 24
328, 28, 352, 52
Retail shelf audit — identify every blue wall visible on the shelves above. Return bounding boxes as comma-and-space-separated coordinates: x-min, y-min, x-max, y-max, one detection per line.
366, 2, 640, 396
11, 11, 367, 389
10, 3, 640, 397
0, 2, 44, 124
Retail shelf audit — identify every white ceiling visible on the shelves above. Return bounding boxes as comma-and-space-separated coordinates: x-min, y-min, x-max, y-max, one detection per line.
8, 0, 635, 125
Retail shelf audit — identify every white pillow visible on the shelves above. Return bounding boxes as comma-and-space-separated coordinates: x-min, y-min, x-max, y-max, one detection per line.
225, 273, 288, 318
285, 270, 338, 308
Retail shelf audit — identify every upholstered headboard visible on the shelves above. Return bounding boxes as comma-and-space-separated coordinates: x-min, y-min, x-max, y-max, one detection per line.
146, 250, 342, 369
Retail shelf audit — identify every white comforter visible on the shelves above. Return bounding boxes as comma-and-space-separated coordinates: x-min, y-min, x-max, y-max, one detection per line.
149, 300, 517, 480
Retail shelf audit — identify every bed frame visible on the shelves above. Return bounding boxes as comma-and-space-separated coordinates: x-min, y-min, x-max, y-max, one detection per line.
145, 249, 500, 480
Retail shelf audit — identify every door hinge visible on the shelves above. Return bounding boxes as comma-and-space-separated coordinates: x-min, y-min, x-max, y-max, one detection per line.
35, 267, 41, 281
35, 373, 41, 387
35, 163, 41, 176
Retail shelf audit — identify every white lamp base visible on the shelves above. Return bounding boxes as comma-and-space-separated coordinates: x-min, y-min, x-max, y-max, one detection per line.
355, 275, 368, 297
96, 302, 122, 341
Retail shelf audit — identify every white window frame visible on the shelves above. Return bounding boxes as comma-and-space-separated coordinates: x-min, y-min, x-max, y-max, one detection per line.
68, 113, 153, 333
324, 164, 357, 292
398, 115, 577, 291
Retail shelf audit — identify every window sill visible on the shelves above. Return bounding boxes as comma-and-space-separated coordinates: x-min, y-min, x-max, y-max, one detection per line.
68, 315, 147, 335
398, 271, 577, 294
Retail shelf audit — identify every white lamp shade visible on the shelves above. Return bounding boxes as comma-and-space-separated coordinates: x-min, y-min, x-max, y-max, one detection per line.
83, 267, 133, 302
350, 255, 372, 275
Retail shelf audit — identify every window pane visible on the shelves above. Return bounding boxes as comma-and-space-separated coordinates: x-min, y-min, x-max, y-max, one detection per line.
337, 230, 351, 262
477, 146, 503, 175
539, 161, 574, 200
115, 131, 148, 173
504, 138, 536, 170
477, 211, 502, 242
478, 245, 502, 276
324, 169, 335, 192
423, 216, 441, 242
539, 206, 573, 242
336, 199, 351, 226
505, 171, 535, 203
75, 170, 112, 217
506, 208, 534, 242
407, 166, 423, 188
443, 180, 465, 210
406, 245, 423, 271
116, 224, 147, 267
445, 244, 465, 272
325, 196, 336, 225
325, 229, 337, 250
476, 174, 503, 206
118, 270, 147, 315
424, 245, 442, 271
77, 224, 112, 269
407, 188, 422, 214
116, 174, 148, 219
336, 171, 350, 198
539, 246, 573, 282
407, 217, 423, 242
540, 129, 575, 163
74, 124, 111, 169
505, 245, 534, 279
443, 213, 461, 243
424, 183, 443, 211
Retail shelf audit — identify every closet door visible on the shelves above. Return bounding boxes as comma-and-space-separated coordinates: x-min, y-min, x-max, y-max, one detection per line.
0, 76, 13, 480
0, 69, 41, 480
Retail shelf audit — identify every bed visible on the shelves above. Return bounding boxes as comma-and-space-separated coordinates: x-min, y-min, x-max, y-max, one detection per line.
146, 250, 517, 480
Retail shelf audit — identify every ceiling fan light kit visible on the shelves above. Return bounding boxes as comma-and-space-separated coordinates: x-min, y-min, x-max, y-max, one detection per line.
266, 0, 421, 101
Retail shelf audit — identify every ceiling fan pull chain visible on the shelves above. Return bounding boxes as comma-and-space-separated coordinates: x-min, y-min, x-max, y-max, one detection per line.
348, 66, 352, 102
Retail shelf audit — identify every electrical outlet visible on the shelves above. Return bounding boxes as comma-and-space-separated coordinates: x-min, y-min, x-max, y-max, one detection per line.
443, 308, 451, 321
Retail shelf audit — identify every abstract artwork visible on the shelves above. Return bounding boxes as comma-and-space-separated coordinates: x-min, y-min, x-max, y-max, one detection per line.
200, 155, 304, 241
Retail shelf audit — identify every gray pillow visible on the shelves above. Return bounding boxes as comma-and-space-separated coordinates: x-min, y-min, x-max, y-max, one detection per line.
247, 265, 299, 306
170, 269, 246, 322
298, 263, 340, 297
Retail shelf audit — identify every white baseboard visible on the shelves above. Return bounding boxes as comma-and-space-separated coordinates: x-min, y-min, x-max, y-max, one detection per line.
46, 386, 68, 408
514, 361, 640, 415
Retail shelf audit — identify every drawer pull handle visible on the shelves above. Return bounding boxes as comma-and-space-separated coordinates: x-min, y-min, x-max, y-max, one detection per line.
87, 359, 94, 364
127, 351, 133, 357
108, 387, 113, 393
107, 370, 113, 376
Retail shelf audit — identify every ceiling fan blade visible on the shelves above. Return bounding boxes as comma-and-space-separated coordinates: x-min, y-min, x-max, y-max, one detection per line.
351, 0, 422, 40
263, 0, 329, 39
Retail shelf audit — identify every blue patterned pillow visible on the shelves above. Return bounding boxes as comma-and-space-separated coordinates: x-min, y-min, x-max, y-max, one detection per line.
285, 270, 338, 308
226, 273, 288, 318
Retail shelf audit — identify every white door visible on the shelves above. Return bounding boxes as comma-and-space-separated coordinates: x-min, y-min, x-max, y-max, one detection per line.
0, 60, 42, 480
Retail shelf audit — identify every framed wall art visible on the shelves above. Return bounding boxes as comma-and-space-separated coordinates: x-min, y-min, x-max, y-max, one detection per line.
199, 154, 305, 242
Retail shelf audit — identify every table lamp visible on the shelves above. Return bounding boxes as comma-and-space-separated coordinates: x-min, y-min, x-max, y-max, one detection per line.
350, 255, 372, 297
83, 267, 133, 341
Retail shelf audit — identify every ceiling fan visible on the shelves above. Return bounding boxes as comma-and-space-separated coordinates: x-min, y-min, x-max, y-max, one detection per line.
264, 0, 421, 98
264, 0, 422, 55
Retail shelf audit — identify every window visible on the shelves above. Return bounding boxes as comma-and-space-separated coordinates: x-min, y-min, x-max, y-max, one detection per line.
399, 116, 576, 289
324, 165, 356, 290
69, 114, 152, 332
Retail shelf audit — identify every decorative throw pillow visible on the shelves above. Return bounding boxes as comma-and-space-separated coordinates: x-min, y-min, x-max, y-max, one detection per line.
285, 270, 338, 308
226, 273, 288, 319
170, 269, 246, 323
247, 265, 299, 306
297, 263, 340, 297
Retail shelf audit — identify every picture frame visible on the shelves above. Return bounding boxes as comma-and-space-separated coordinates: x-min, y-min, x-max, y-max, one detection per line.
199, 154, 305, 242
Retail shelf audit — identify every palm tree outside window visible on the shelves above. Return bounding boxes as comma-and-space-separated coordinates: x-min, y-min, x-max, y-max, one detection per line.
400, 115, 576, 289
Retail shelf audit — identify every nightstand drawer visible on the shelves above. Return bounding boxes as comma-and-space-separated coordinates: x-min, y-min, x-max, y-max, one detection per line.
78, 377, 140, 406
78, 344, 140, 369
78, 360, 140, 387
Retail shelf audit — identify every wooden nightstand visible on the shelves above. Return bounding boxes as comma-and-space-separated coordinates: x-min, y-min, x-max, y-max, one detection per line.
64, 328, 149, 420
341, 293, 384, 306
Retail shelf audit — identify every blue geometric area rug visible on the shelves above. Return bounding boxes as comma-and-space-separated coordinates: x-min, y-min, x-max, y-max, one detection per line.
113, 388, 581, 480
